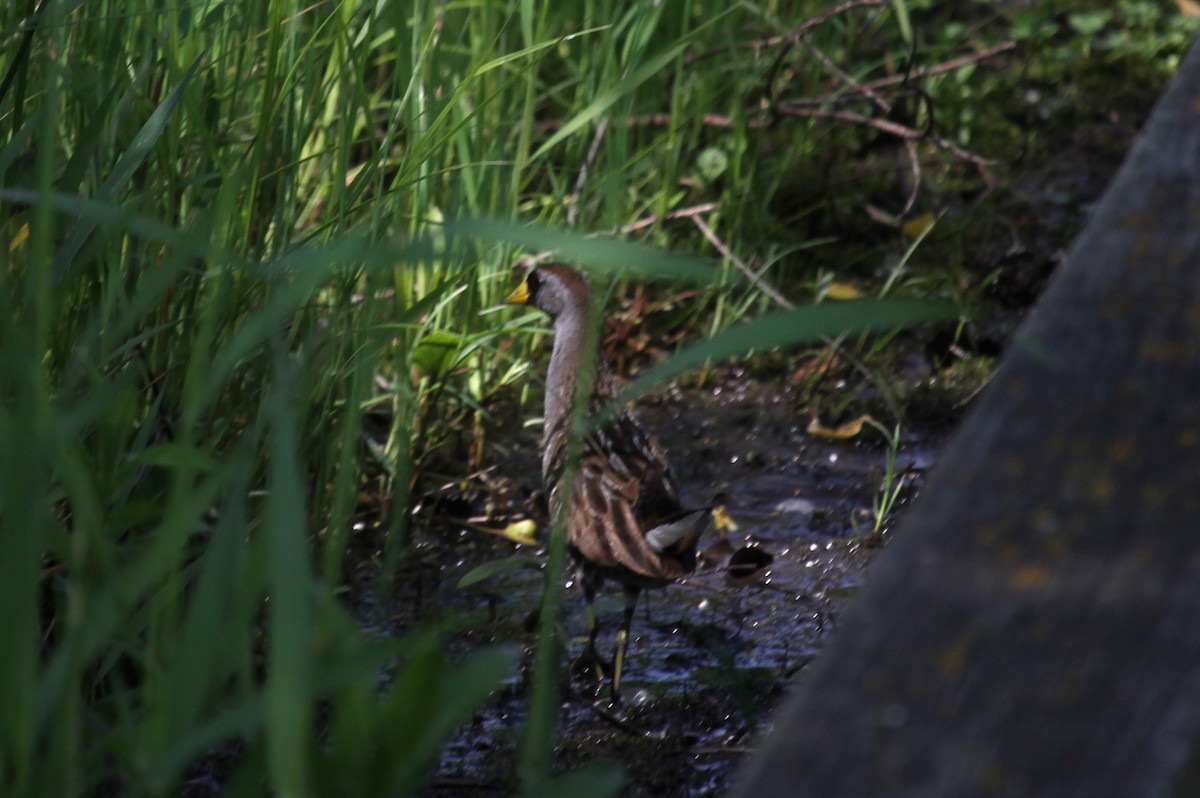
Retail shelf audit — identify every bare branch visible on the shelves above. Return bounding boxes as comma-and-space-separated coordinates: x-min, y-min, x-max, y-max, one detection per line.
687, 0, 888, 64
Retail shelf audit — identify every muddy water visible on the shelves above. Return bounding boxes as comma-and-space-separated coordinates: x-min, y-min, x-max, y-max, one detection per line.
390, 378, 947, 796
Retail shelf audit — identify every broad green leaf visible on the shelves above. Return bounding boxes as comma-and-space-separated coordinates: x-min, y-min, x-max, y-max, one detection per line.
412, 330, 466, 378
606, 299, 958, 416
446, 217, 717, 282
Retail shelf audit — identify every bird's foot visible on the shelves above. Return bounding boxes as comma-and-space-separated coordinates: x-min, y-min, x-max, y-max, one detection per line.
571, 645, 611, 684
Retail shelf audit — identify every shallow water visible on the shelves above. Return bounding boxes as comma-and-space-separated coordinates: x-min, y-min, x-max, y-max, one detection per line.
366, 377, 949, 796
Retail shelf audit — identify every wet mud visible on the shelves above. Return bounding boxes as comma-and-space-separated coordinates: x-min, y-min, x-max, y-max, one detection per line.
359, 376, 951, 797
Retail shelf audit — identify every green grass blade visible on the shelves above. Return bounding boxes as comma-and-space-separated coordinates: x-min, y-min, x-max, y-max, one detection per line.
611, 299, 959, 412
51, 50, 207, 278
530, 33, 695, 162
446, 216, 716, 281
263, 347, 315, 798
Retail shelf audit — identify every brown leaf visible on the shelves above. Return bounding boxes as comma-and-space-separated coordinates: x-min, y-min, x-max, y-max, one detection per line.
726, 546, 774, 580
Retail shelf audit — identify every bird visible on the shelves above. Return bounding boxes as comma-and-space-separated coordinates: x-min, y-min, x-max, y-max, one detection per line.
506, 263, 710, 699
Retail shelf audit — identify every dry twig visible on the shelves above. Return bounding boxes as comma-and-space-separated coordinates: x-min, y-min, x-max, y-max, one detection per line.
691, 214, 794, 310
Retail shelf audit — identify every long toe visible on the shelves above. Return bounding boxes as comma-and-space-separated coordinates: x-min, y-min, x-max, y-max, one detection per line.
571, 646, 609, 683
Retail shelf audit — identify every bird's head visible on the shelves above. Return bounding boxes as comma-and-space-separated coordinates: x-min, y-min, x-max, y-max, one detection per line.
505, 263, 591, 321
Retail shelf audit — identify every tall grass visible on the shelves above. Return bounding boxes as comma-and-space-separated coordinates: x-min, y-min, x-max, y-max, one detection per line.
0, 0, 966, 794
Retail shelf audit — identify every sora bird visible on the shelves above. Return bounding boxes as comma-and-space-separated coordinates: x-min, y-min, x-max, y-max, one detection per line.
507, 263, 710, 699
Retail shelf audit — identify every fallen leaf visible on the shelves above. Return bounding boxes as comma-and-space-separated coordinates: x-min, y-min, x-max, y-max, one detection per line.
497, 519, 538, 546
712, 504, 739, 534
727, 546, 774, 580
824, 282, 863, 300
901, 211, 935, 239
461, 518, 539, 546
864, 203, 899, 226
1010, 562, 1053, 589
807, 413, 874, 440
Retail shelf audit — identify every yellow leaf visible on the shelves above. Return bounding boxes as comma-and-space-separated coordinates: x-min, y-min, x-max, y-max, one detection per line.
807, 413, 874, 440
498, 519, 539, 546
461, 518, 539, 546
712, 504, 739, 534
824, 282, 863, 300
901, 211, 936, 239
1009, 562, 1053, 589
9, 222, 30, 252
1177, 0, 1200, 16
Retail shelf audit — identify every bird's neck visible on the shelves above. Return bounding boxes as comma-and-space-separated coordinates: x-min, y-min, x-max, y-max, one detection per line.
543, 306, 592, 479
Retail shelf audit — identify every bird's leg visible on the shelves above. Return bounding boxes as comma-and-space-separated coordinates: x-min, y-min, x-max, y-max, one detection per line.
573, 567, 606, 683
611, 586, 640, 701
583, 575, 605, 680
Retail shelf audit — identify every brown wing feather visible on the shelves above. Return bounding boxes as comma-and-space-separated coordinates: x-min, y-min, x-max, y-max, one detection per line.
587, 368, 683, 523
570, 368, 694, 580
545, 363, 700, 582
568, 451, 691, 581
